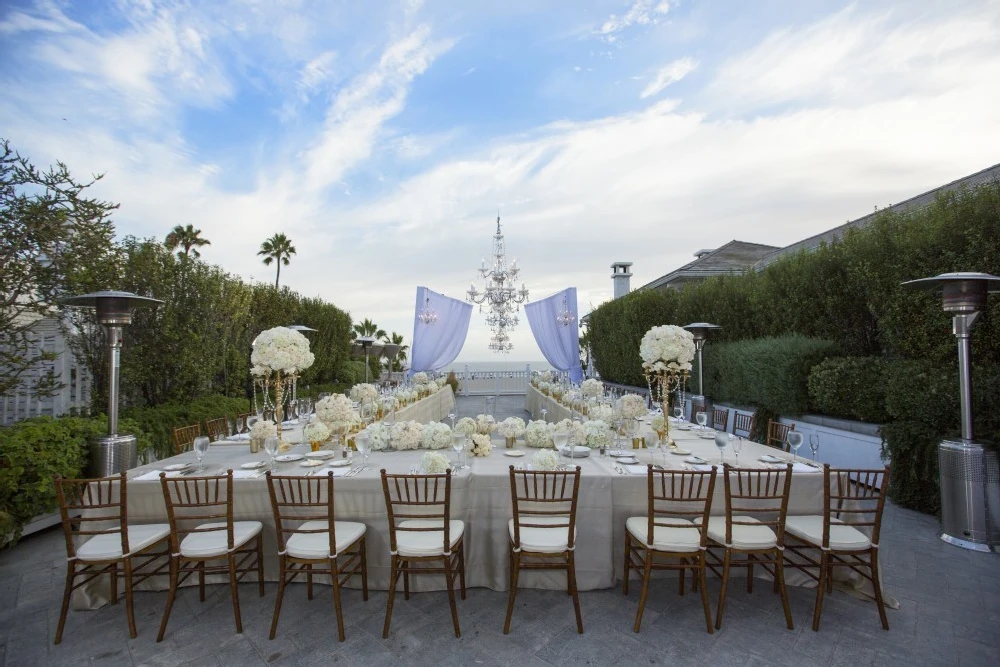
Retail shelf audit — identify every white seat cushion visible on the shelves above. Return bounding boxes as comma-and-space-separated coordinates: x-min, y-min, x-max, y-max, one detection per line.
395, 519, 464, 557
180, 521, 262, 559
785, 515, 872, 550
508, 516, 576, 553
77, 524, 170, 561
695, 516, 777, 550
626, 516, 702, 553
285, 520, 367, 559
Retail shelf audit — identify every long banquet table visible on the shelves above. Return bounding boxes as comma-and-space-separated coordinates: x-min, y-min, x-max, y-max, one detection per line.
75, 413, 872, 610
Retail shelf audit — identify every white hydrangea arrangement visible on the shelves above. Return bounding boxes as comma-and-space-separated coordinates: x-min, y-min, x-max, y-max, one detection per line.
365, 422, 392, 451
525, 420, 554, 448
639, 325, 696, 373
589, 404, 614, 423
380, 395, 399, 412
617, 394, 648, 420
411, 372, 430, 385
551, 385, 566, 400
582, 420, 611, 449
349, 383, 380, 404
470, 433, 492, 457
251, 326, 315, 376
497, 417, 526, 439
422, 421, 452, 450
250, 419, 277, 440
532, 449, 559, 471
454, 417, 477, 436
538, 370, 553, 383
650, 414, 667, 432
303, 419, 330, 443
552, 419, 585, 445
475, 414, 496, 435
391, 421, 424, 450
421, 451, 451, 474
581, 378, 603, 398
538, 381, 551, 394
316, 394, 358, 427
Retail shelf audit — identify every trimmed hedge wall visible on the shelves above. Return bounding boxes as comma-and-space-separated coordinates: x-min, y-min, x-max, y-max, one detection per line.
123, 394, 251, 461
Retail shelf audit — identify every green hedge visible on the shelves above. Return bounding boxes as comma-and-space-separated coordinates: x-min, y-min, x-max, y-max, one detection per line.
589, 289, 678, 386
807, 357, 888, 423
123, 395, 250, 460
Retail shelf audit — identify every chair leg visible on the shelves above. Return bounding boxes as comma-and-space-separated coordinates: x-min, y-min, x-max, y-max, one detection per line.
870, 550, 889, 631
403, 562, 410, 601
256, 536, 265, 597
196, 560, 206, 602
622, 537, 632, 595
633, 551, 654, 633
775, 552, 793, 630
503, 548, 521, 635
110, 563, 119, 604
811, 552, 828, 632
360, 537, 369, 601
331, 559, 346, 642
123, 559, 137, 639
228, 553, 244, 634
678, 558, 686, 597
715, 550, 732, 630
568, 551, 583, 634
458, 543, 467, 600
157, 557, 180, 642
307, 564, 314, 601
383, 557, 399, 638
269, 558, 288, 640
444, 557, 461, 638
698, 556, 714, 634
54, 562, 76, 645
747, 554, 754, 594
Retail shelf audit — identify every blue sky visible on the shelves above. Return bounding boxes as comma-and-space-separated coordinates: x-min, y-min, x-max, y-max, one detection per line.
2, 0, 1000, 361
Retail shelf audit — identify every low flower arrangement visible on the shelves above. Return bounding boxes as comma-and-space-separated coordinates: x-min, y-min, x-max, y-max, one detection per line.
250, 419, 277, 440
470, 433, 492, 457
391, 421, 423, 450
650, 414, 667, 433
412, 372, 430, 385
525, 420, 554, 448
475, 414, 496, 435
365, 422, 392, 451
617, 394, 648, 420
583, 420, 611, 449
422, 421, 452, 450
455, 417, 477, 436
303, 419, 330, 443
349, 383, 380, 404
588, 404, 614, 423
581, 378, 603, 399
381, 395, 399, 412
316, 394, 358, 429
421, 451, 451, 474
497, 417, 526, 439
532, 449, 559, 471
552, 419, 585, 445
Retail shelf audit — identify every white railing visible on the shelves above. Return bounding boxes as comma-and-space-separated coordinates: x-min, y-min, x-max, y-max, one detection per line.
452, 366, 532, 396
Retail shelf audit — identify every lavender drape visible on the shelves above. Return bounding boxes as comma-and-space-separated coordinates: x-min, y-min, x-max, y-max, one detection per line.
409, 286, 473, 375
525, 287, 583, 384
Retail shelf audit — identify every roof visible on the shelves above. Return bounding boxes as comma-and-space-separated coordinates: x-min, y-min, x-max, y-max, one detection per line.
640, 240, 780, 291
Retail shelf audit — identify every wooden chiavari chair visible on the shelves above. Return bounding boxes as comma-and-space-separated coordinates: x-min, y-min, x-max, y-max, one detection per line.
204, 417, 229, 442
380, 468, 466, 638
156, 470, 264, 642
265, 471, 368, 642
712, 407, 730, 432
767, 420, 794, 451
623, 466, 717, 633
732, 412, 755, 439
697, 463, 794, 630
53, 473, 170, 644
505, 465, 583, 635
173, 423, 201, 455
784, 465, 891, 631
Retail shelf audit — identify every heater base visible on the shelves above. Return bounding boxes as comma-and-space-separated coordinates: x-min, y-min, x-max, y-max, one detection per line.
88, 433, 138, 478
939, 532, 995, 553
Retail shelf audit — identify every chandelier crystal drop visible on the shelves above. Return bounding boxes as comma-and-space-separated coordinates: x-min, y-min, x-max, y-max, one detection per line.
467, 215, 529, 353
417, 296, 438, 325
556, 295, 576, 327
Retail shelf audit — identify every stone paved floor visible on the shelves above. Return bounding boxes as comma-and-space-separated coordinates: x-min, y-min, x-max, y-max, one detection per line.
2, 394, 998, 666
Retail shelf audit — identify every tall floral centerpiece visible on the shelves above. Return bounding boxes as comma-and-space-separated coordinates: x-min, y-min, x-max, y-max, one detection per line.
252, 326, 315, 432
640, 325, 695, 446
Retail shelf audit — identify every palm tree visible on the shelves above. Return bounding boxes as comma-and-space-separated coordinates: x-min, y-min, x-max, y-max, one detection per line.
382, 331, 409, 372
258, 233, 296, 288
164, 224, 210, 258
352, 318, 386, 340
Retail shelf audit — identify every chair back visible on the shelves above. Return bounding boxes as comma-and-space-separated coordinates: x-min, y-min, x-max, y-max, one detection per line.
381, 469, 454, 556
173, 423, 201, 455
732, 412, 755, 439
712, 407, 729, 432
766, 420, 794, 451
823, 465, 891, 549
266, 472, 339, 557
721, 464, 793, 548
508, 466, 581, 551
204, 417, 229, 442
645, 466, 717, 548
55, 473, 128, 560
159, 471, 235, 556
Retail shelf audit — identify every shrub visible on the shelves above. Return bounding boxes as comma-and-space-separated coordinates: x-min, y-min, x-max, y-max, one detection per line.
445, 371, 460, 396
123, 394, 250, 460
589, 288, 679, 386
807, 357, 888, 423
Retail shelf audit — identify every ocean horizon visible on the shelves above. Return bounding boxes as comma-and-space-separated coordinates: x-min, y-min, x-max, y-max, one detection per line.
443, 360, 552, 373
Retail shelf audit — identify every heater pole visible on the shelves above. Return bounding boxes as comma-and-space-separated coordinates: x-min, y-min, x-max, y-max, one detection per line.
954, 313, 978, 443
107, 325, 122, 436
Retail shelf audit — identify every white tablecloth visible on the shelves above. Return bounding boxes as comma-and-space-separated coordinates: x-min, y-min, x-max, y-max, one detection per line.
524, 385, 575, 422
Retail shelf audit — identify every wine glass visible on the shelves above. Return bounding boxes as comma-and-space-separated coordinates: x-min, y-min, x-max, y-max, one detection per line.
553, 430, 570, 467
672, 406, 683, 422
451, 433, 466, 470
356, 432, 371, 470
235, 414, 247, 436
193, 436, 210, 471
298, 406, 311, 444
787, 431, 804, 463
540, 408, 548, 423
713, 431, 728, 465
263, 435, 280, 471
695, 411, 708, 431
732, 435, 743, 466
448, 413, 456, 429
809, 434, 820, 461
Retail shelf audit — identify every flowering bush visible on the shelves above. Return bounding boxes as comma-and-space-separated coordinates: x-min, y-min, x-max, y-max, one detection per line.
639, 325, 696, 373
391, 421, 424, 450
422, 421, 452, 450
617, 394, 647, 420
250, 419, 277, 440
365, 422, 392, 451
411, 372, 430, 385
303, 419, 330, 443
349, 383, 379, 404
251, 327, 315, 375
582, 420, 611, 448
421, 451, 451, 474
454, 417, 476, 436
532, 449, 559, 471
581, 378, 603, 398
470, 433, 492, 457
525, 420, 554, 448
475, 414, 496, 435
316, 394, 357, 427
497, 417, 526, 439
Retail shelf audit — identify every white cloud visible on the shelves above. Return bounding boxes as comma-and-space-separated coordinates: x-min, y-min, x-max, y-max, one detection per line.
599, 0, 671, 42
640, 57, 697, 98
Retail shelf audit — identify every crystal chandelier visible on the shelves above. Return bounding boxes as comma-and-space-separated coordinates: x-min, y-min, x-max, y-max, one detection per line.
468, 215, 529, 353
417, 296, 438, 325
555, 294, 576, 327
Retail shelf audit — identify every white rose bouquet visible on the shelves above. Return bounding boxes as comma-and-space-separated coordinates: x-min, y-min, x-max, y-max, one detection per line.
250, 419, 277, 440
421, 451, 451, 474
583, 420, 611, 449
639, 325, 696, 373
525, 420, 554, 448
581, 378, 603, 398
589, 404, 614, 423
617, 394, 648, 420
422, 421, 452, 450
365, 422, 392, 451
349, 383, 380, 404
251, 327, 315, 375
391, 421, 424, 451
497, 417, 526, 439
532, 449, 559, 471
455, 417, 477, 436
303, 419, 330, 443
316, 394, 358, 427
475, 414, 496, 435
470, 433, 492, 457
412, 372, 430, 385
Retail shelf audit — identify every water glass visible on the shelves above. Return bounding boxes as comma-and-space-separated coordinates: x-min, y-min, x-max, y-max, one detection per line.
235, 414, 247, 435
809, 434, 820, 461
732, 435, 743, 466
695, 411, 708, 430
714, 430, 728, 465
451, 433, 466, 470
356, 432, 371, 469
672, 406, 683, 422
193, 436, 210, 471
264, 436, 280, 470
787, 432, 804, 463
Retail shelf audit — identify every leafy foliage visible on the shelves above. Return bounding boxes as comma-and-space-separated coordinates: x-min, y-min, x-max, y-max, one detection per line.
258, 233, 296, 288
164, 224, 210, 258
807, 357, 888, 423
122, 394, 251, 460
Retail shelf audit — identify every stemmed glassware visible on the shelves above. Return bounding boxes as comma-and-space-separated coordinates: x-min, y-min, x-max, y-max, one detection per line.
809, 434, 820, 462
540, 408, 548, 423
787, 431, 804, 463
732, 435, 743, 466
264, 435, 280, 471
553, 430, 570, 467
695, 411, 708, 431
297, 402, 311, 445
193, 436, 210, 471
356, 432, 371, 471
451, 433, 467, 470
673, 406, 683, 422
448, 413, 456, 429
713, 430, 728, 465
235, 414, 247, 435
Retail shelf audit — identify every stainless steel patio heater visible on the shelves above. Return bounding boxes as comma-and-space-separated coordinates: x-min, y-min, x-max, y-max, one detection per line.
683, 323, 721, 421
353, 337, 384, 384
61, 290, 163, 477
382, 343, 402, 385
902, 272, 1000, 552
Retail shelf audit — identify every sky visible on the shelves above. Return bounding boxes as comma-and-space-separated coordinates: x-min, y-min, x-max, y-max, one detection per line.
2, 0, 1000, 363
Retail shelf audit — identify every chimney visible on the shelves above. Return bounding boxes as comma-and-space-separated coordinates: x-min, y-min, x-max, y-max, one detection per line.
611, 261, 633, 299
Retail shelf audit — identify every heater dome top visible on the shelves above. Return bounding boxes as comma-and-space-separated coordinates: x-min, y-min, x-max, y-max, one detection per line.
902, 272, 1000, 313
60, 290, 163, 325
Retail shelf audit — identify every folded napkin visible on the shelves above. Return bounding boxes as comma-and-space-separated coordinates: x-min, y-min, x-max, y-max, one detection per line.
688, 464, 714, 472
281, 420, 298, 427
132, 469, 182, 481
792, 462, 822, 473
623, 464, 649, 475
312, 466, 352, 477
228, 433, 250, 441
230, 469, 266, 479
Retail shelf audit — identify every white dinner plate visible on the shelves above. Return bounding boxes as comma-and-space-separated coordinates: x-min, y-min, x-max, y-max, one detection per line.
305, 450, 335, 459
240, 461, 267, 470
609, 451, 632, 458
759, 455, 784, 464
697, 430, 717, 439
281, 424, 295, 431
503, 450, 525, 457
275, 454, 304, 462
617, 457, 639, 465
685, 456, 708, 464
560, 446, 591, 458
163, 463, 192, 471
674, 423, 692, 430
328, 458, 352, 467
670, 449, 691, 456
299, 459, 324, 468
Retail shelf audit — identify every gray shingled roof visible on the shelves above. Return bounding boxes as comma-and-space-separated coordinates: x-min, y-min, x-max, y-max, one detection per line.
640, 240, 780, 291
